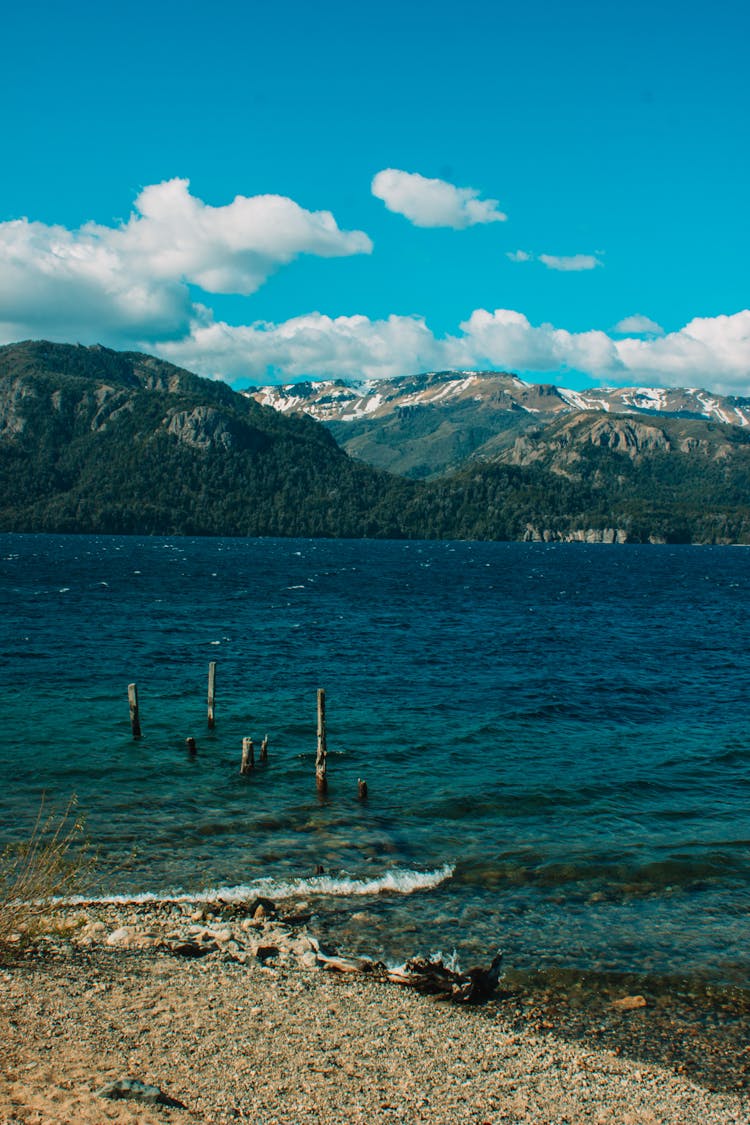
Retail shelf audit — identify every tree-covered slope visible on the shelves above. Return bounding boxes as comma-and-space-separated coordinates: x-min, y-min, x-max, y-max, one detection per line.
0, 341, 413, 537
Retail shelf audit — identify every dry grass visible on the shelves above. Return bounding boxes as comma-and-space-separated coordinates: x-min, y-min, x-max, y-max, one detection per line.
0, 796, 96, 950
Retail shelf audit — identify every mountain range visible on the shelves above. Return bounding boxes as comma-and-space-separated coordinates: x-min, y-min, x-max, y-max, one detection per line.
1, 342, 749, 544
248, 370, 750, 479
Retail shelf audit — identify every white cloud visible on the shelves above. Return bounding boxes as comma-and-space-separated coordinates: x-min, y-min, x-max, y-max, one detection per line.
0, 179, 372, 344
506, 250, 603, 272
156, 312, 460, 383
371, 168, 507, 229
459, 308, 619, 374
151, 307, 750, 395
613, 311, 750, 386
538, 253, 602, 272
0, 181, 748, 395
127, 179, 372, 293
614, 314, 665, 336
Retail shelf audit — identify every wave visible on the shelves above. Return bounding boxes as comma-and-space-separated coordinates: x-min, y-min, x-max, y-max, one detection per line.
64, 863, 455, 907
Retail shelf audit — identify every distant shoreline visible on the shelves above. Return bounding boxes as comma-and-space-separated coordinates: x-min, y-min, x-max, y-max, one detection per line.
3, 528, 750, 545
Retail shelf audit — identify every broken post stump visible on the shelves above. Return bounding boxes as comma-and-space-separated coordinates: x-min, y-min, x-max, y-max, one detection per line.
128, 683, 141, 738
260, 735, 268, 762
186, 737, 197, 756
358, 778, 368, 800
316, 688, 327, 792
240, 737, 255, 774
207, 662, 216, 729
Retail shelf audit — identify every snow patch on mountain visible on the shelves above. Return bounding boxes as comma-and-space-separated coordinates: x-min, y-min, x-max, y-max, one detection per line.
247, 371, 750, 429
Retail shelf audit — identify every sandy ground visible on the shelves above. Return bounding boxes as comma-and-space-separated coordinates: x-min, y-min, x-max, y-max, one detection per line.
0, 906, 748, 1125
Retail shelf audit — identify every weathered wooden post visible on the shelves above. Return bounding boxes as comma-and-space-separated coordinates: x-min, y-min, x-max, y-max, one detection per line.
128, 683, 141, 738
240, 737, 254, 774
316, 689, 327, 792
260, 735, 269, 762
358, 778, 368, 800
186, 737, 197, 755
207, 662, 216, 729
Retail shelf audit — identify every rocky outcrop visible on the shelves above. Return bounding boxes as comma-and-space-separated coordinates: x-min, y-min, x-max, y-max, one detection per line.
88, 386, 134, 432
162, 405, 264, 453
164, 405, 237, 450
585, 417, 670, 455
507, 417, 670, 469
0, 377, 36, 436
523, 526, 630, 544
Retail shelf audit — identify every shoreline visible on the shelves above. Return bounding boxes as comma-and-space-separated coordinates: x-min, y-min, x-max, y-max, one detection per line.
1, 899, 747, 1123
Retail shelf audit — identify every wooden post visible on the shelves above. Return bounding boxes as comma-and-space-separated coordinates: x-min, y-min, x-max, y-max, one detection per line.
316, 689, 327, 792
358, 778, 368, 800
240, 737, 254, 774
207, 662, 216, 729
186, 737, 197, 755
260, 735, 269, 762
128, 683, 141, 738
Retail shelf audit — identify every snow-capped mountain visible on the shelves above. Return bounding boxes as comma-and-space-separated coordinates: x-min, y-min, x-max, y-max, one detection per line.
248, 369, 750, 428
247, 370, 750, 479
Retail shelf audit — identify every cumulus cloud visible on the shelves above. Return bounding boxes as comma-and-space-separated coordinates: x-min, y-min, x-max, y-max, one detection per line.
127, 179, 372, 293
371, 168, 507, 229
506, 250, 532, 263
0, 179, 372, 344
538, 253, 602, 272
156, 312, 464, 383
614, 311, 750, 386
456, 309, 749, 390
614, 314, 665, 336
459, 308, 618, 374
151, 307, 750, 395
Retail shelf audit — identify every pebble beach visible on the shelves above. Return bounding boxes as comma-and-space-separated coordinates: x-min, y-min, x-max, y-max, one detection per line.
1, 900, 747, 1125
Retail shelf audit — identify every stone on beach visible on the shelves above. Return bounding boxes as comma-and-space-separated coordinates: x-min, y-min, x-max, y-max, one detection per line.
105, 926, 134, 946
612, 994, 649, 1011
95, 1076, 185, 1107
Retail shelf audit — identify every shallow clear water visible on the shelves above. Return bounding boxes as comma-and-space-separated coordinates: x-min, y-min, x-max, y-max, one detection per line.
1, 534, 749, 981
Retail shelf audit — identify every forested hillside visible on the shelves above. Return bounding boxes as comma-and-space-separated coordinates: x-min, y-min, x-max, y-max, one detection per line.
1, 341, 749, 543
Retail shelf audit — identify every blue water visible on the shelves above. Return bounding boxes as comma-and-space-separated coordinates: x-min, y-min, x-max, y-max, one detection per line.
1, 534, 749, 982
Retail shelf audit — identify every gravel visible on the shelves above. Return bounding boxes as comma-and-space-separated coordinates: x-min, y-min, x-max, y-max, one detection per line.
0, 903, 747, 1124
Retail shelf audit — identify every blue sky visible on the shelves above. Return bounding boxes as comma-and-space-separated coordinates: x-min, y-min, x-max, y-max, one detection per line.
1, 0, 748, 392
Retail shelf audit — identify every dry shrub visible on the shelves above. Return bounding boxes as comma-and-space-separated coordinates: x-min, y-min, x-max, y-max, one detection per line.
0, 796, 96, 950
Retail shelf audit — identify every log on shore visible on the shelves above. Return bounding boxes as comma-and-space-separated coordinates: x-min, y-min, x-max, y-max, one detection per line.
387, 951, 503, 1004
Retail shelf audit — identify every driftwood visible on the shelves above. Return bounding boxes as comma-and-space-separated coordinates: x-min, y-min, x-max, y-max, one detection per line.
387, 950, 503, 1004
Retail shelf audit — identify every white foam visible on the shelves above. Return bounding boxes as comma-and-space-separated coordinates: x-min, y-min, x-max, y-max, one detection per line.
386, 947, 462, 974
63, 864, 455, 908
